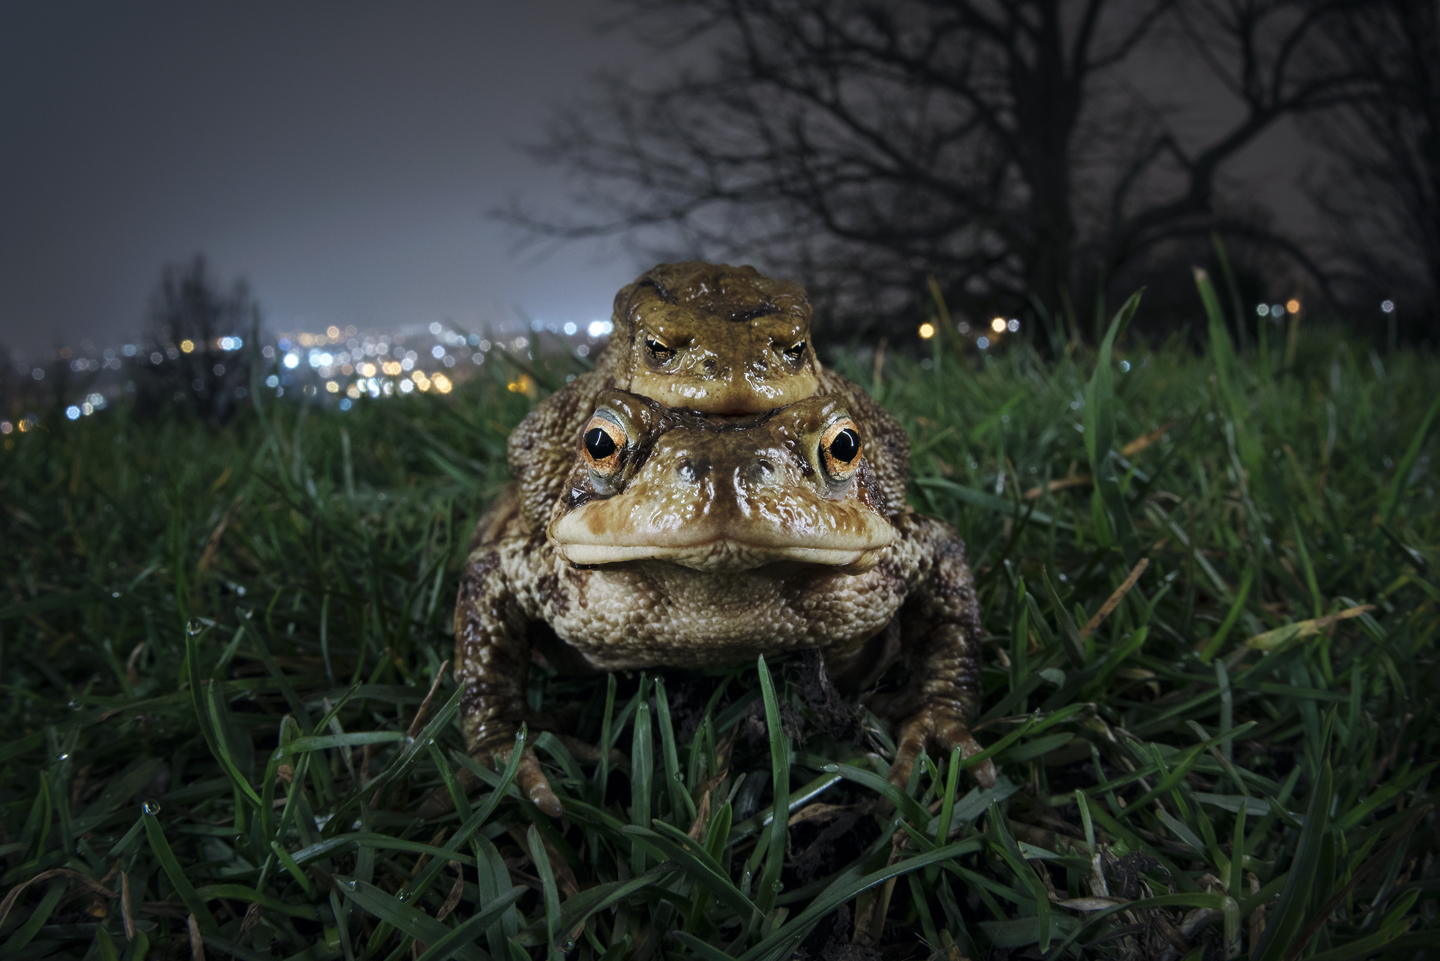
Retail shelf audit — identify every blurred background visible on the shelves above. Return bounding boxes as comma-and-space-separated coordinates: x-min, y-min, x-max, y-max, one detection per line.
2, 0, 1435, 425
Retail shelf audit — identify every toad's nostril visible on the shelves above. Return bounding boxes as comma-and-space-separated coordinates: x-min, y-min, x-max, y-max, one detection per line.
745, 459, 776, 487
677, 458, 707, 483
703, 358, 717, 371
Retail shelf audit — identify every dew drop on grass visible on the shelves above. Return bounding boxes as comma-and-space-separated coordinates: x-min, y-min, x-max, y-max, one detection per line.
143, 800, 161, 815
674, 772, 684, 782
111, 592, 120, 599
772, 881, 784, 893
57, 753, 70, 761
186, 619, 203, 636
562, 940, 576, 953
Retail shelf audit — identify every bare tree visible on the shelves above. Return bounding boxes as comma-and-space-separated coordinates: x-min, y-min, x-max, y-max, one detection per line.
504, 0, 1372, 337
1302, 0, 1439, 342
132, 255, 256, 422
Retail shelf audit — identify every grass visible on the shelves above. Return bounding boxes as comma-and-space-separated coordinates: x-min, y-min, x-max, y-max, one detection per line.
1, 283, 1437, 960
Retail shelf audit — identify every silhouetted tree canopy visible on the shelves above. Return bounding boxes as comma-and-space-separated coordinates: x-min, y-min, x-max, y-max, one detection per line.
1303, 0, 1439, 338
505, 0, 1381, 337
132, 255, 255, 423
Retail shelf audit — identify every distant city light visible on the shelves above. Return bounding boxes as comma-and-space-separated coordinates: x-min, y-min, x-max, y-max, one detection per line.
1271, 304, 1284, 317
1286, 299, 1301, 314
325, 381, 339, 393
1007, 318, 1020, 332
180, 339, 195, 353
1256, 304, 1269, 317
327, 326, 340, 340
429, 322, 442, 335
399, 378, 415, 394
32, 369, 43, 380
1381, 299, 1395, 313
266, 375, 280, 388
65, 406, 81, 420
563, 322, 577, 336
587, 320, 612, 338
283, 353, 300, 369
990, 317, 1006, 333
0, 421, 10, 434
918, 323, 936, 339
431, 345, 445, 359
977, 336, 990, 349
339, 398, 353, 411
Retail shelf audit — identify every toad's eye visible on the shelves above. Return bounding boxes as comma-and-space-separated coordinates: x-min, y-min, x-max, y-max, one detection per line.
582, 416, 626, 474
644, 338, 676, 365
820, 418, 862, 482
782, 341, 807, 366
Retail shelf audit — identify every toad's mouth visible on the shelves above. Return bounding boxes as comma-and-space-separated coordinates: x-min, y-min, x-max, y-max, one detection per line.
547, 497, 895, 573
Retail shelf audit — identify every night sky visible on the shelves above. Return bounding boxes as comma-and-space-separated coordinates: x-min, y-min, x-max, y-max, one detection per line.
0, 1, 653, 356
1, 3, 1314, 358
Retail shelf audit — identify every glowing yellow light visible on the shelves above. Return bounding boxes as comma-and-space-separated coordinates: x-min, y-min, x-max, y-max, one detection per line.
326, 325, 340, 340
325, 380, 339, 393
433, 374, 452, 394
180, 339, 195, 353
360, 363, 377, 378
17, 420, 28, 433
1286, 299, 1301, 314
507, 373, 535, 394
991, 317, 1006, 333
382, 361, 402, 376
918, 323, 936, 340
347, 384, 361, 399
298, 333, 313, 347
416, 377, 431, 392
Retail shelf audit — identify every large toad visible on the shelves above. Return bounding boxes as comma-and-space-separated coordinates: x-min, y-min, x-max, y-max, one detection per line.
507, 261, 910, 531
455, 390, 993, 816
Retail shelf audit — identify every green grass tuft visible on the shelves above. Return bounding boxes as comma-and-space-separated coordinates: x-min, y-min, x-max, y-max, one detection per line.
1, 308, 1437, 959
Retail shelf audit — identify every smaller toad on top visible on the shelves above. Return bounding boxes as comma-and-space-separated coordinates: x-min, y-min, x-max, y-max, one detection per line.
506, 262, 909, 530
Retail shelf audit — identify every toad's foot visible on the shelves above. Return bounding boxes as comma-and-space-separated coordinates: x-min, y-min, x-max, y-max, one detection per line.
887, 704, 996, 792
492, 742, 564, 818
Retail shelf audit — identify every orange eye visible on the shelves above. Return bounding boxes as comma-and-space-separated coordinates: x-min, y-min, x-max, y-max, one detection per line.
820, 418, 862, 481
582, 415, 626, 474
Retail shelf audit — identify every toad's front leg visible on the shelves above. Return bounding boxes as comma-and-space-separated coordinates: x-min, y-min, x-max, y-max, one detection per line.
887, 516, 997, 791
453, 538, 563, 817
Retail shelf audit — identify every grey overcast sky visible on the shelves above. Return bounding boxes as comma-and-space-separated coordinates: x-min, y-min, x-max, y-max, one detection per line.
1, 2, 1320, 358
0, 1, 652, 356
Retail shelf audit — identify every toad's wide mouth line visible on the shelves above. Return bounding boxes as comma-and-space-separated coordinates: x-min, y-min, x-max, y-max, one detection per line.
552, 541, 882, 570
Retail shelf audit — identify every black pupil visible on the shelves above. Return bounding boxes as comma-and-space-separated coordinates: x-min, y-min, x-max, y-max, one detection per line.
585, 427, 617, 461
646, 339, 671, 357
828, 428, 860, 463
786, 342, 806, 356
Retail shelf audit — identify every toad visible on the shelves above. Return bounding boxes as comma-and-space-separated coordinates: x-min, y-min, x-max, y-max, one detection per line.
506, 261, 910, 531
455, 389, 993, 816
